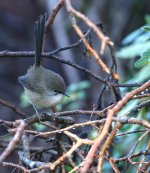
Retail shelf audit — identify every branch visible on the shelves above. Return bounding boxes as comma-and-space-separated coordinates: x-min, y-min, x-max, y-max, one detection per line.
0, 98, 26, 118
125, 99, 150, 116
140, 160, 150, 172
2, 162, 29, 172
64, 0, 119, 80
42, 0, 64, 54
81, 80, 150, 173
97, 80, 150, 172
127, 130, 149, 165
112, 150, 150, 163
0, 120, 26, 164
45, 0, 64, 33
116, 129, 146, 137
0, 51, 107, 84
136, 138, 150, 173
24, 117, 150, 137
65, 0, 113, 52
24, 131, 93, 172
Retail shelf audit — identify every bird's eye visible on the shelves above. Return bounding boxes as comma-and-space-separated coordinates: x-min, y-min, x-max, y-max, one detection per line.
54, 90, 61, 95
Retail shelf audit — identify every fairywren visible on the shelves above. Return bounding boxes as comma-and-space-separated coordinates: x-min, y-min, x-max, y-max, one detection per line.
18, 14, 65, 114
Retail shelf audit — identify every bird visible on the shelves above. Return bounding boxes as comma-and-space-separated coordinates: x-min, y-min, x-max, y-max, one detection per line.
18, 14, 66, 115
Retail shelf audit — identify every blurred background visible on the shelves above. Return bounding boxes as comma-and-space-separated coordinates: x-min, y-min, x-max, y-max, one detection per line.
0, 0, 149, 116
0, 0, 150, 172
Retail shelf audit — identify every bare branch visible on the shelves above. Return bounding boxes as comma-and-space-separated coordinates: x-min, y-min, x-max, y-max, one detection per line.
0, 98, 26, 118
65, 0, 119, 80
81, 80, 150, 173
0, 120, 26, 164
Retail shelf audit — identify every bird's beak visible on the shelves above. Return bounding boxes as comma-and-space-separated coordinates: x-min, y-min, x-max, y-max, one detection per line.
63, 92, 70, 97
18, 76, 31, 90
18, 76, 26, 85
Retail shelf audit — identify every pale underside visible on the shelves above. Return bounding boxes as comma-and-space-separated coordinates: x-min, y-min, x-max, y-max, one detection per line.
25, 88, 63, 108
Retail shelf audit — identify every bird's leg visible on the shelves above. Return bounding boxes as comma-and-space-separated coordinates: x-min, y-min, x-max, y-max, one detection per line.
51, 106, 57, 113
33, 105, 40, 116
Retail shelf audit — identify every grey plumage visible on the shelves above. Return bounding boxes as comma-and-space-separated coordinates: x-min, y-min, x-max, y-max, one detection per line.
18, 14, 65, 111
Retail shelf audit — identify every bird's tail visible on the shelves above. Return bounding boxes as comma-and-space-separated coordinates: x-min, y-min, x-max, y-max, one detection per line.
34, 13, 47, 67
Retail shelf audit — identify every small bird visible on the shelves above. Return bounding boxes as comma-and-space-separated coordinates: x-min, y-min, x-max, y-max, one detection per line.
18, 14, 66, 114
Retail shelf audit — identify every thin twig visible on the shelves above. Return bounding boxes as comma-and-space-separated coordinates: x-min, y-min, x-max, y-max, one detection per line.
27, 131, 93, 172
45, 0, 64, 33
116, 129, 146, 137
133, 93, 150, 99
23, 117, 150, 137
0, 98, 26, 118
80, 80, 150, 173
0, 120, 26, 163
125, 99, 150, 116
113, 150, 150, 163
127, 130, 150, 165
2, 162, 29, 172
0, 51, 107, 84
136, 138, 150, 173
65, 0, 119, 80
140, 160, 150, 172
43, 0, 64, 52
97, 80, 150, 173
109, 157, 120, 173
50, 28, 91, 55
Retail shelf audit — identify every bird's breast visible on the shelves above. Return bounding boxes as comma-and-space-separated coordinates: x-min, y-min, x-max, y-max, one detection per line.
24, 88, 63, 108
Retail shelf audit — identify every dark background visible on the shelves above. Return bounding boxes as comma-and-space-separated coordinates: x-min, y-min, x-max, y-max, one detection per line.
0, 0, 150, 172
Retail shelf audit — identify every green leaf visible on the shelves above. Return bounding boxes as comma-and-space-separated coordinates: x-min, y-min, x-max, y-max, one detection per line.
64, 165, 75, 172
122, 28, 143, 45
88, 129, 98, 140
142, 25, 150, 32
145, 14, 150, 24
133, 65, 150, 83
116, 42, 150, 59
64, 163, 78, 172
135, 32, 150, 42
20, 92, 30, 107
67, 102, 80, 110
135, 50, 150, 68
67, 80, 90, 92
32, 123, 46, 131
118, 100, 139, 117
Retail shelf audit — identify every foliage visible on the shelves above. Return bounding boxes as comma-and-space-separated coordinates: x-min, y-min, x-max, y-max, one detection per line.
116, 14, 150, 83
135, 49, 150, 68
111, 15, 150, 173
1, 2, 150, 172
